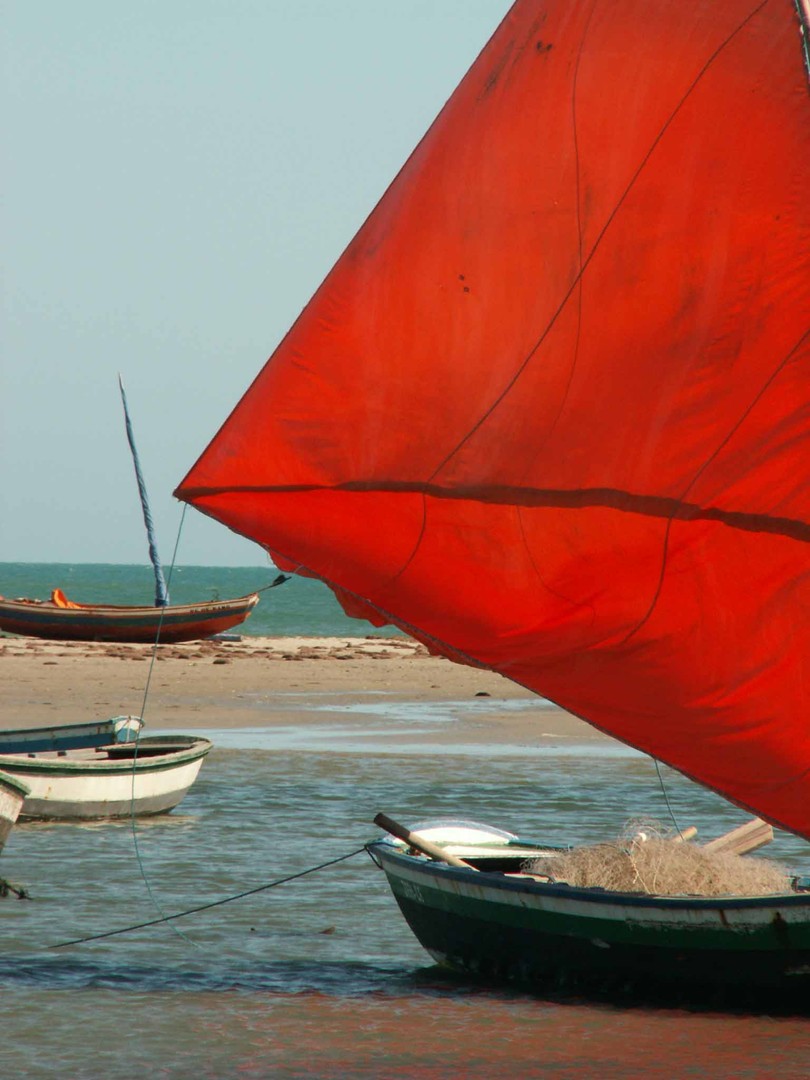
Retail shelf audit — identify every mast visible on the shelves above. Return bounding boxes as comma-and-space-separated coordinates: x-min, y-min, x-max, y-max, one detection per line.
118, 375, 169, 607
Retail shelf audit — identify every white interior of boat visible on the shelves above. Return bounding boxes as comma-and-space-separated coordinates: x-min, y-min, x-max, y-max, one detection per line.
380, 818, 562, 862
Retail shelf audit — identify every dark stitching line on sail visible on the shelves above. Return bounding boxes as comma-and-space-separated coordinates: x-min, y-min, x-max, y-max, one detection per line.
389, 492, 428, 583
517, 507, 597, 625
423, 0, 771, 486
401, 14, 552, 588
178, 483, 810, 543
526, 0, 593, 454
517, 1, 597, 618
622, 319, 810, 639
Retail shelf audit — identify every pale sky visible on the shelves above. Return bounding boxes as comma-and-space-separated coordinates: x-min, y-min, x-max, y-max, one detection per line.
2, 0, 507, 566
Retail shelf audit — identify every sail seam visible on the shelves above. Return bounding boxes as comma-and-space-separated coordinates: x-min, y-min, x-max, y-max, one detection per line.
423, 0, 772, 485
514, 0, 599, 617
177, 483, 809, 543
619, 326, 810, 643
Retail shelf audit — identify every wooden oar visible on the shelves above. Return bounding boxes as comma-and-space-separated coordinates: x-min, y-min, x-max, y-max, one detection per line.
703, 817, 773, 856
373, 813, 476, 870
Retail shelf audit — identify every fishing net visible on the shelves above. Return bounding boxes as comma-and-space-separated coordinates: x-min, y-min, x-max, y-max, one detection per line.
524, 821, 792, 897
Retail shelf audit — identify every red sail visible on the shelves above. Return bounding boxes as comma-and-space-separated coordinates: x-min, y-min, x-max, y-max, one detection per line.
177, 1, 810, 837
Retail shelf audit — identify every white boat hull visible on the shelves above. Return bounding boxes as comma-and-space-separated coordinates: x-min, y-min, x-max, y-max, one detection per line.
0, 737, 211, 820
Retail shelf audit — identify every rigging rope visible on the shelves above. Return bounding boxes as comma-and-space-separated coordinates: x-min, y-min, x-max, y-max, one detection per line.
653, 758, 685, 839
48, 847, 368, 949
256, 572, 291, 593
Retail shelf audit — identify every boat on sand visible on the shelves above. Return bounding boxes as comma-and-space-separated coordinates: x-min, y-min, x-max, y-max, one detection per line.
0, 591, 259, 644
0, 376, 262, 644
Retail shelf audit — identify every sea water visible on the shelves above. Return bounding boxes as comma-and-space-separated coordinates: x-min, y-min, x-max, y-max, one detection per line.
1, 729, 809, 1079
0, 561, 378, 639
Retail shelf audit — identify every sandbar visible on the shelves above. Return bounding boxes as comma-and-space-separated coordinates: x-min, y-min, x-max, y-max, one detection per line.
0, 634, 614, 750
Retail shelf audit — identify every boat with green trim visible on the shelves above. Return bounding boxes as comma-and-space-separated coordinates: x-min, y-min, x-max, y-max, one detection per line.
369, 820, 810, 1001
0, 735, 212, 820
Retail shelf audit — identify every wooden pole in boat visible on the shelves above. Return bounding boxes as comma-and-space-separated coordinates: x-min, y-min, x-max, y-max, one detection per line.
373, 813, 476, 870
702, 818, 773, 856
672, 826, 698, 843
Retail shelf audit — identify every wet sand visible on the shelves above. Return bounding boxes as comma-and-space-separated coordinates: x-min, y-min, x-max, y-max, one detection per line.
0, 634, 612, 747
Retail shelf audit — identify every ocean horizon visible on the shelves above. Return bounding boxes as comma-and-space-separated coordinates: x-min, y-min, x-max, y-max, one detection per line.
0, 561, 397, 639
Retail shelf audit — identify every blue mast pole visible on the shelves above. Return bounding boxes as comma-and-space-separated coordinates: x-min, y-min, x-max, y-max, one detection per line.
118, 375, 169, 607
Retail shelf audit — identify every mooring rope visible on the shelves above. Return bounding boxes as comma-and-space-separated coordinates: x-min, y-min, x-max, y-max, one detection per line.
48, 847, 368, 949
0, 878, 28, 899
119, 512, 294, 949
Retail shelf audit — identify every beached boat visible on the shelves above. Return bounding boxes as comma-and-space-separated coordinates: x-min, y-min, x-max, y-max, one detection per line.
173, 0, 809, 1002
0, 716, 143, 755
368, 818, 810, 1001
0, 376, 262, 644
0, 771, 30, 853
0, 591, 259, 644
0, 735, 212, 820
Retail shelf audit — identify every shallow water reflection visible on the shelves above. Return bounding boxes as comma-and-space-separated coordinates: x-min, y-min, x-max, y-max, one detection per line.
2, 744, 809, 1078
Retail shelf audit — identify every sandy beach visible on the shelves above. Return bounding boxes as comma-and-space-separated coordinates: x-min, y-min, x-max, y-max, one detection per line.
0, 634, 611, 748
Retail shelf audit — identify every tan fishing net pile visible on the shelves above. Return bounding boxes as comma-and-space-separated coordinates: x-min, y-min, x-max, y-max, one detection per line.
524, 822, 792, 897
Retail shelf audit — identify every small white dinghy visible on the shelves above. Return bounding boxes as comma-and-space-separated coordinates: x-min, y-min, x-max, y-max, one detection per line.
0, 735, 212, 821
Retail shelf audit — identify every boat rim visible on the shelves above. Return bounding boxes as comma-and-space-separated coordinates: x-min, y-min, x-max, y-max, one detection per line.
369, 839, 810, 910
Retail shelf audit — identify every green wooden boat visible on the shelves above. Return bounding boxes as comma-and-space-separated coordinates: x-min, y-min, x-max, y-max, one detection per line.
369, 820, 810, 1002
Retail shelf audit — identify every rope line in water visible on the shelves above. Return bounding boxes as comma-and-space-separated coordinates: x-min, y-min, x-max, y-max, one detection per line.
0, 878, 29, 899
49, 846, 368, 949
119, 511, 289, 950
128, 503, 199, 949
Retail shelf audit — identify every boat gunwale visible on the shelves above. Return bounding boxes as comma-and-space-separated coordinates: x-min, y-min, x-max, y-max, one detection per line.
0, 770, 32, 798
0, 736, 213, 777
0, 593, 259, 620
0, 592, 259, 642
370, 841, 810, 912
0, 717, 141, 741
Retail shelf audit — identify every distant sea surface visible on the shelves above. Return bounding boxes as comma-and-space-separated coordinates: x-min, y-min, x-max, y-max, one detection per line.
0, 561, 394, 638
